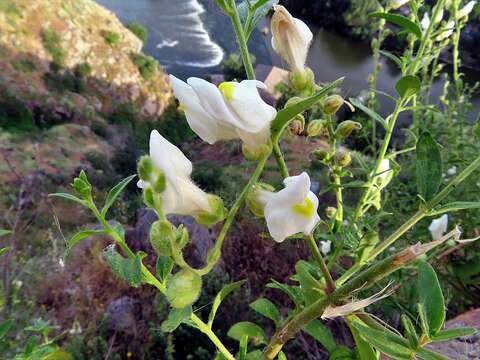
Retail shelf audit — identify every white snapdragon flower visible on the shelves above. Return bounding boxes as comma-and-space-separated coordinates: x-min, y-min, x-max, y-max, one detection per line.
421, 13, 431, 31
169, 75, 276, 158
429, 214, 449, 240
436, 20, 455, 41
259, 172, 320, 242
374, 159, 393, 189
390, 0, 410, 9
447, 166, 457, 176
137, 130, 215, 217
271, 5, 313, 73
458, 1, 476, 18
320, 240, 332, 255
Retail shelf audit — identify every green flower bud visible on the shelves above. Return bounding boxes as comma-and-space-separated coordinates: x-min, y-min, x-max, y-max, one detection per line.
312, 148, 330, 162
137, 155, 154, 182
150, 220, 176, 257
336, 150, 352, 167
143, 187, 155, 208
307, 119, 328, 137
325, 206, 337, 219
335, 121, 362, 139
175, 225, 190, 250
246, 183, 274, 217
289, 67, 315, 93
152, 172, 166, 193
195, 195, 227, 227
242, 142, 272, 161
166, 269, 202, 308
73, 171, 91, 198
323, 95, 344, 115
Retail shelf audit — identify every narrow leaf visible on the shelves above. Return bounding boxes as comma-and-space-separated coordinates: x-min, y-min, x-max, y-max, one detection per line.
0, 319, 14, 340
417, 261, 445, 335
416, 348, 451, 360
352, 322, 412, 359
49, 193, 87, 206
277, 352, 287, 360
266, 280, 303, 308
64, 229, 105, 260
271, 78, 344, 141
304, 319, 336, 352
239, 335, 248, 360
0, 247, 9, 257
429, 202, 480, 216
160, 306, 192, 332
379, 50, 403, 69
249, 298, 281, 325
0, 229, 12, 237
396, 75, 421, 99
239, 0, 279, 39
349, 98, 388, 129
348, 319, 379, 360
370, 12, 423, 39
209, 280, 246, 326
227, 322, 267, 345
416, 132, 442, 202
101, 175, 136, 217
214, 0, 231, 13
401, 314, 418, 348
156, 256, 174, 283
431, 327, 477, 342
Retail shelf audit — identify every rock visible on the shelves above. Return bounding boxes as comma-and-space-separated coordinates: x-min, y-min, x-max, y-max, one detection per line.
104, 296, 138, 335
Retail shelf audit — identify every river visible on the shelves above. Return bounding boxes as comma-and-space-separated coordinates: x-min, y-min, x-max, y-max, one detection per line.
97, 0, 479, 117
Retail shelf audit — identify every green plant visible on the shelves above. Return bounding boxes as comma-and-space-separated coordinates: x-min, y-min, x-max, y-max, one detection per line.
74, 62, 92, 78
131, 53, 158, 80
11, 57, 37, 73
126, 22, 148, 44
102, 30, 121, 47
41, 29, 66, 66
0, 95, 35, 133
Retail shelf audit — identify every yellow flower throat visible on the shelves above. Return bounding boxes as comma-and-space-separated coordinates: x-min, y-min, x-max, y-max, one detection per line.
291, 197, 315, 218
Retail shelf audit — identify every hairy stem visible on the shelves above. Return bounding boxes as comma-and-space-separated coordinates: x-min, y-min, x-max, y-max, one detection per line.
272, 141, 290, 178
191, 314, 236, 360
307, 234, 336, 293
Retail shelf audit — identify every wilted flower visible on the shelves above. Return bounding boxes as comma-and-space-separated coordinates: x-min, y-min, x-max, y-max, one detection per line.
259, 172, 320, 242
138, 130, 225, 224
429, 214, 449, 240
458, 1, 476, 18
447, 166, 457, 176
170, 75, 276, 159
320, 240, 332, 255
271, 5, 313, 73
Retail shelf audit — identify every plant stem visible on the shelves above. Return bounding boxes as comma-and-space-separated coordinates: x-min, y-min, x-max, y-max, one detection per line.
191, 314, 236, 360
199, 152, 269, 275
272, 141, 290, 178
229, 0, 256, 80
307, 234, 336, 293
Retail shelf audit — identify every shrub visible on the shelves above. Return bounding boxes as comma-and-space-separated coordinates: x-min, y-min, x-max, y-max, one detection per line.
126, 22, 148, 44
0, 95, 35, 133
41, 29, 66, 66
74, 62, 92, 78
11, 58, 37, 73
43, 70, 86, 94
102, 30, 121, 47
131, 53, 158, 80
90, 119, 108, 138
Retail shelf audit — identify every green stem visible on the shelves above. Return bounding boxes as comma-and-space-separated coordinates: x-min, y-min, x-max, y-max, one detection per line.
191, 314, 236, 360
272, 141, 290, 178
199, 152, 269, 275
229, 0, 256, 80
452, 0, 462, 96
307, 234, 336, 293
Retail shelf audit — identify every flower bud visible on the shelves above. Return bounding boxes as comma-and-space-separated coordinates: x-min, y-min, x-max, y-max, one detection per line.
150, 220, 176, 257
335, 121, 362, 139
242, 142, 272, 161
323, 95, 344, 115
175, 225, 190, 250
195, 195, 227, 227
325, 206, 337, 219
152, 172, 166, 193
307, 119, 328, 137
246, 183, 275, 217
143, 187, 155, 208
166, 269, 202, 308
137, 155, 153, 182
289, 68, 315, 93
312, 148, 330, 162
73, 171, 91, 198
289, 115, 305, 135
336, 150, 352, 167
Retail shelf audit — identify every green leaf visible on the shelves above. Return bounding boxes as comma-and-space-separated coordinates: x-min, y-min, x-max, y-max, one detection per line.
0, 319, 14, 340
111, 222, 126, 242
103, 246, 144, 287
0, 247, 10, 258
271, 78, 344, 142
239, 335, 248, 360
416, 348, 450, 360
370, 12, 422, 39
416, 132, 442, 202
214, 0, 232, 13
379, 50, 403, 70
278, 351, 287, 360
295, 260, 322, 290
245, 350, 263, 360
266, 280, 303, 308
249, 298, 281, 325
396, 75, 421, 99
156, 256, 174, 283
431, 327, 477, 342
401, 314, 418, 348
64, 229, 105, 261
0, 229, 11, 237
352, 322, 412, 360
49, 193, 87, 206
208, 280, 246, 326
160, 306, 192, 332
417, 261, 445, 335
349, 320, 379, 360
101, 175, 136, 217
429, 201, 480, 216
227, 322, 267, 345
304, 319, 336, 352
238, 0, 279, 39
349, 98, 388, 129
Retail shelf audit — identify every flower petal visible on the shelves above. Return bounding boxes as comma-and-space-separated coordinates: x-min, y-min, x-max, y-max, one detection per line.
149, 130, 192, 178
